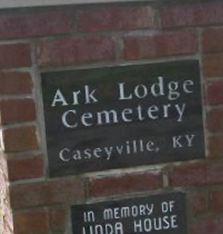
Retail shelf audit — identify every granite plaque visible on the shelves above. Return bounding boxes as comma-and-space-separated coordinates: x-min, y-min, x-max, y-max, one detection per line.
41, 60, 205, 177
71, 192, 187, 234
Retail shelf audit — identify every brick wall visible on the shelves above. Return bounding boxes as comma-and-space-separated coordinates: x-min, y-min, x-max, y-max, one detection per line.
0, 0, 223, 233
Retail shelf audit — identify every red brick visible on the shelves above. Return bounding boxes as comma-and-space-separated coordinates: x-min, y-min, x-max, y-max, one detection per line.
203, 28, 223, 54
207, 163, 223, 185
191, 217, 223, 234
208, 135, 223, 158
2, 126, 38, 152
10, 178, 84, 209
207, 108, 223, 133
124, 31, 197, 60
37, 36, 115, 67
203, 54, 223, 78
161, 2, 223, 29
189, 191, 208, 216
0, 99, 36, 125
49, 206, 68, 233
14, 209, 49, 234
0, 72, 32, 95
207, 80, 223, 105
210, 190, 223, 213
7, 156, 44, 182
0, 9, 74, 39
0, 43, 31, 69
78, 5, 156, 32
169, 163, 207, 187
89, 172, 162, 197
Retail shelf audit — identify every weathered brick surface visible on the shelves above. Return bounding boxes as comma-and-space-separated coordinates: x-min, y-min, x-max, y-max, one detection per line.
169, 163, 207, 187
203, 54, 223, 78
89, 172, 162, 197
161, 2, 223, 28
0, 9, 74, 40
210, 190, 223, 213
14, 209, 49, 234
207, 80, 223, 105
207, 163, 223, 185
7, 156, 44, 182
189, 191, 208, 216
0, 72, 32, 95
203, 28, 223, 54
124, 31, 198, 60
190, 217, 223, 234
2, 126, 38, 152
0, 43, 31, 69
37, 36, 116, 67
10, 178, 85, 209
49, 206, 68, 233
207, 108, 223, 133
77, 5, 156, 32
170, 162, 223, 187
208, 135, 223, 158
0, 99, 36, 125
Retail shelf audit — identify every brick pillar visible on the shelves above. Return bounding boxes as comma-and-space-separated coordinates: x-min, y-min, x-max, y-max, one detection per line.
0, 1, 222, 234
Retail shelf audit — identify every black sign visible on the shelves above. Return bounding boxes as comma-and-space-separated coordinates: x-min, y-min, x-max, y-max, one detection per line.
71, 192, 187, 234
41, 60, 204, 177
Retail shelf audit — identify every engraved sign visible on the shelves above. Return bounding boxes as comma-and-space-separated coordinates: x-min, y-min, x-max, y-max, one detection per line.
41, 60, 205, 177
71, 192, 187, 234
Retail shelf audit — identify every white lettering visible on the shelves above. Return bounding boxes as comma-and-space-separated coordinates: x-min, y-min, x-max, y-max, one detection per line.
118, 82, 132, 100
51, 89, 68, 107
151, 76, 164, 97
175, 103, 186, 122
183, 80, 194, 93
84, 85, 98, 104
62, 109, 78, 128
185, 134, 195, 147
59, 148, 70, 162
